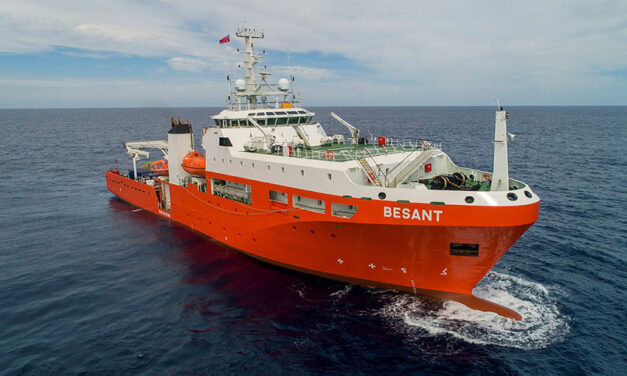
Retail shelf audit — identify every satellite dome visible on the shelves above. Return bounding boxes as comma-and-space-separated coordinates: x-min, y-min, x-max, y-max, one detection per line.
277, 78, 290, 91
235, 79, 246, 92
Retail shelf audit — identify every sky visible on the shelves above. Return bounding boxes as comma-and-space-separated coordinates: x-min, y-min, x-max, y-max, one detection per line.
0, 0, 626, 108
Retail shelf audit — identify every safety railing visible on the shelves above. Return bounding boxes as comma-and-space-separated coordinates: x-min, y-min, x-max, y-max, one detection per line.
260, 139, 441, 162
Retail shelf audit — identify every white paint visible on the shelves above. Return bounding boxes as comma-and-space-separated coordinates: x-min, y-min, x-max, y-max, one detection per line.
383, 206, 443, 222
168, 130, 192, 186
491, 109, 510, 191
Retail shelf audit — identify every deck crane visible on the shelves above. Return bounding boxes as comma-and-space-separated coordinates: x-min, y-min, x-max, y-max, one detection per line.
124, 140, 169, 179
330, 112, 360, 145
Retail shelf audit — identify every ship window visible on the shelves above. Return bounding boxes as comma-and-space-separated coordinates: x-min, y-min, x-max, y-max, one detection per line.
214, 119, 220, 125
450, 243, 479, 257
297, 110, 307, 114
269, 190, 287, 204
266, 118, 277, 126
328, 173, 332, 181
211, 178, 251, 205
276, 117, 288, 125
332, 203, 358, 219
293, 195, 325, 214
276, 111, 287, 115
288, 117, 299, 124
267, 112, 276, 115
287, 111, 298, 114
299, 117, 308, 124
257, 119, 267, 126
219, 137, 232, 146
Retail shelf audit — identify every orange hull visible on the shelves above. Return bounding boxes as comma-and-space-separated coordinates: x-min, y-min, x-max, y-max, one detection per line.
106, 170, 539, 319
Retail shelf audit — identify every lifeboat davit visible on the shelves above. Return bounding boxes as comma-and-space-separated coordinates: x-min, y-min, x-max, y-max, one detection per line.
140, 159, 169, 175
182, 151, 206, 175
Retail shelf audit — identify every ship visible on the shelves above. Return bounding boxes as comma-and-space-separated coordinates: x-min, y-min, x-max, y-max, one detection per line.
106, 28, 539, 320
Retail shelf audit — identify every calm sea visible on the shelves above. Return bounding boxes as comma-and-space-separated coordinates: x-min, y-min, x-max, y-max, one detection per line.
0, 106, 625, 375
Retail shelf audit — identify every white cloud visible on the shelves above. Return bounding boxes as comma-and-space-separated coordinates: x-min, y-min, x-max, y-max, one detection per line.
271, 66, 337, 81
167, 57, 210, 72
0, 0, 625, 105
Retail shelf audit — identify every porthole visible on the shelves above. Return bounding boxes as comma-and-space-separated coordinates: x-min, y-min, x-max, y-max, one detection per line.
524, 190, 533, 198
378, 192, 386, 200
465, 196, 474, 204
507, 193, 518, 201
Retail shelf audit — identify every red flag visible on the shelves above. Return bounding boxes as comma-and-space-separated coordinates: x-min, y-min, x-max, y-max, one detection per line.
219, 35, 230, 44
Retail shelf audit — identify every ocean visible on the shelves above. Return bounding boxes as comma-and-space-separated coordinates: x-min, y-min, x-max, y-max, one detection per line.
0, 106, 625, 375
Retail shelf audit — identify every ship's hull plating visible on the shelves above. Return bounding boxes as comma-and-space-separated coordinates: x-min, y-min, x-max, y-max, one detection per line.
106, 170, 539, 319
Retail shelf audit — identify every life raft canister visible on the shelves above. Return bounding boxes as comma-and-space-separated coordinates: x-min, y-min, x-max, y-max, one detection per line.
181, 151, 206, 175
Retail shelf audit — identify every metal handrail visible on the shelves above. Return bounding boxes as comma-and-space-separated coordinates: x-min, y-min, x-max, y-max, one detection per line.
258, 141, 441, 162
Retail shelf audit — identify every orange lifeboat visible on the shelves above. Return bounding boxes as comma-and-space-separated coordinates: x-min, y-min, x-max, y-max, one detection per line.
182, 151, 206, 175
140, 159, 169, 175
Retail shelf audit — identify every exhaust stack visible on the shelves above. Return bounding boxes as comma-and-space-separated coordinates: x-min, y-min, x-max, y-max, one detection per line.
168, 117, 193, 186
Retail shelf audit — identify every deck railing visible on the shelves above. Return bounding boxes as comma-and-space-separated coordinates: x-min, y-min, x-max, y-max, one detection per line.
262, 138, 441, 162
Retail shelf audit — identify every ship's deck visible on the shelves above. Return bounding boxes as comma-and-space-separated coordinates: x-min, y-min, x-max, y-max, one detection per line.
245, 141, 441, 162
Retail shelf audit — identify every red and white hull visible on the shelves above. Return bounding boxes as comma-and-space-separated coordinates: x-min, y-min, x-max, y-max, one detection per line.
106, 169, 538, 319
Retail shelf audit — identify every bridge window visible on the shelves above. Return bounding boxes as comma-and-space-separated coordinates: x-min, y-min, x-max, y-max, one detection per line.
276, 117, 288, 125
266, 118, 276, 126
288, 117, 299, 124
219, 137, 232, 146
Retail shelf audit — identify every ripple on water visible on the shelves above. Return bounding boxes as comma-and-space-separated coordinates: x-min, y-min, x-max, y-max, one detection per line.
378, 272, 570, 350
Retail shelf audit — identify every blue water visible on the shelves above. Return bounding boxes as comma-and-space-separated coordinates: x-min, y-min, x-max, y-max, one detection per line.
0, 107, 625, 375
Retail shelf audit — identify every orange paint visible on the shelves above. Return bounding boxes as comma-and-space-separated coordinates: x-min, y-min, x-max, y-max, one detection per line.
106, 169, 539, 319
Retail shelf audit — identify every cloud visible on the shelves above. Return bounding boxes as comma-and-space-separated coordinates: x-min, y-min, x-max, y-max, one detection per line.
0, 0, 625, 106
0, 76, 225, 108
167, 57, 210, 72
271, 66, 337, 81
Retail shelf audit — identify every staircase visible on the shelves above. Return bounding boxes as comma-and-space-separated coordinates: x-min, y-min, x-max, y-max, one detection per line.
358, 158, 383, 187
387, 149, 439, 188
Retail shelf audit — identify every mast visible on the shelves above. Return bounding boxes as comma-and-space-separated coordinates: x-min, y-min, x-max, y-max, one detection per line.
228, 28, 293, 111
236, 28, 264, 109
491, 105, 510, 191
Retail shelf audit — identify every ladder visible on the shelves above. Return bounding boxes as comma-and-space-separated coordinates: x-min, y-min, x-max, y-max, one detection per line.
358, 158, 383, 187
387, 149, 439, 188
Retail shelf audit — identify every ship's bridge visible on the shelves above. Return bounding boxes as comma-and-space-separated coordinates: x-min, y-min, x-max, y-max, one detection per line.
211, 108, 314, 128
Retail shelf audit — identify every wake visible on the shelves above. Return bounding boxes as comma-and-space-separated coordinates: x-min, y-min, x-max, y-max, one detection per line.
379, 271, 570, 350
